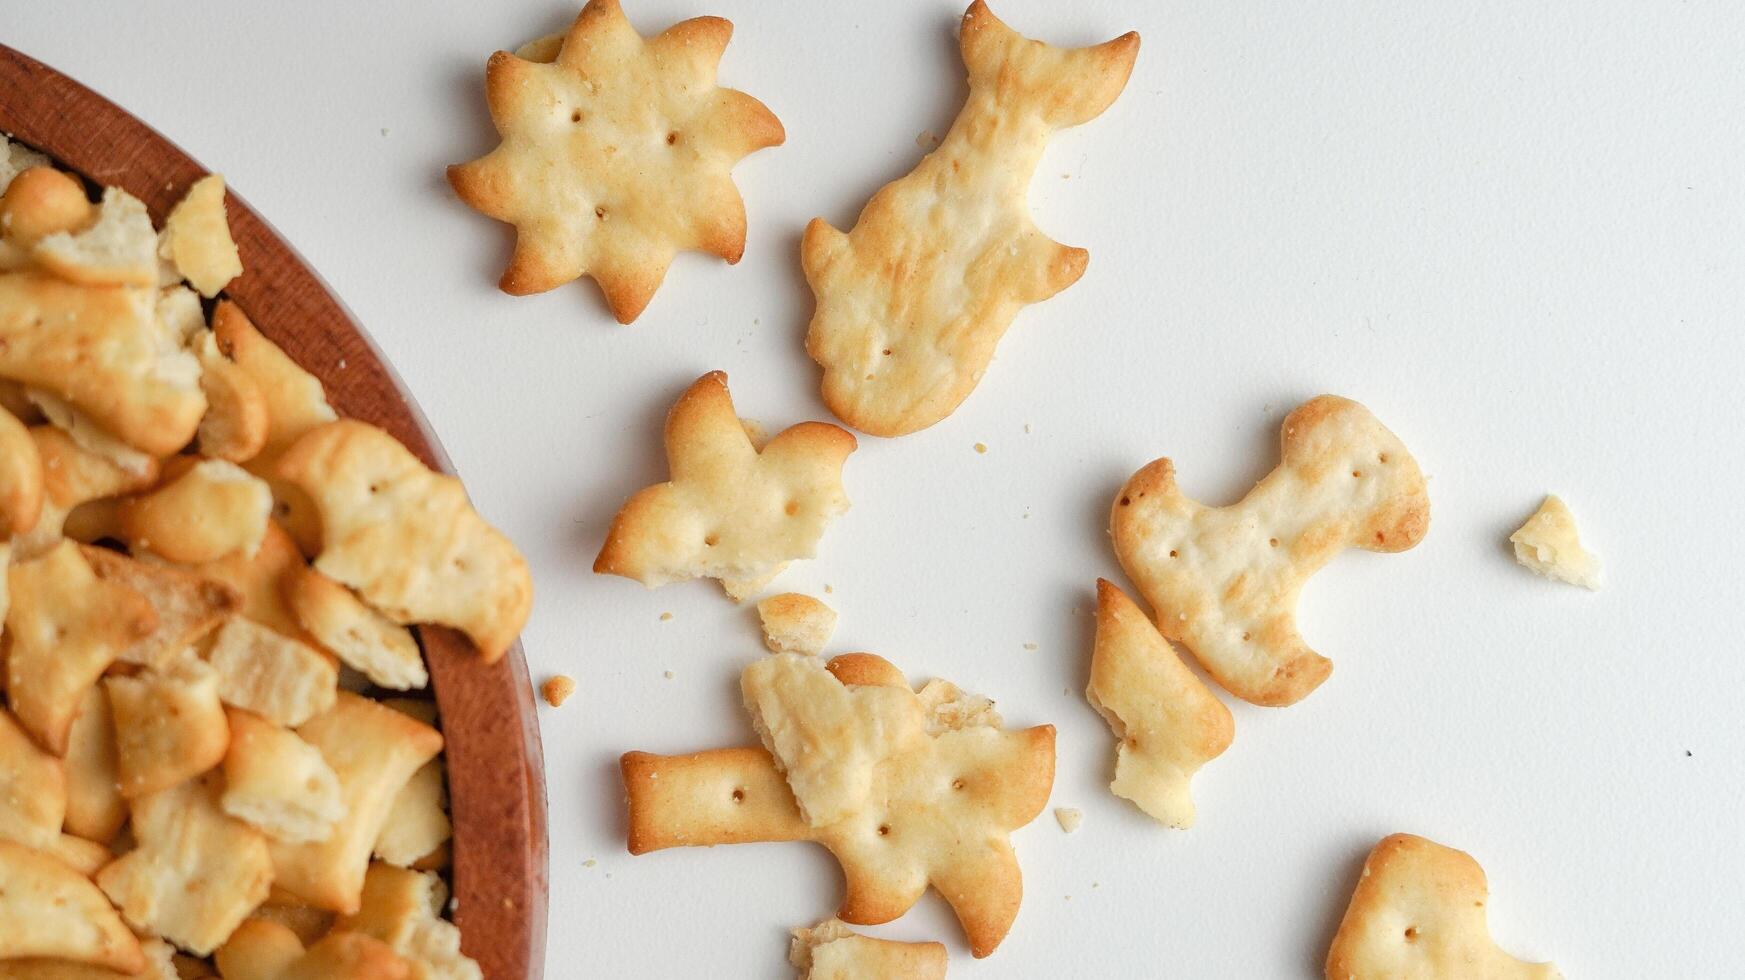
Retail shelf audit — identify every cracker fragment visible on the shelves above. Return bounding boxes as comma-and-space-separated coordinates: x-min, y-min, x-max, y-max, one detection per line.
596, 372, 854, 600
189, 520, 314, 641
106, 656, 231, 799
0, 940, 177, 980
269, 692, 444, 913
803, 2, 1139, 436
0, 838, 145, 973
5, 540, 157, 752
221, 707, 344, 844
757, 592, 837, 654
1509, 495, 1601, 590
1111, 396, 1430, 707
374, 757, 451, 868
116, 458, 273, 563
0, 406, 41, 537
31, 186, 158, 288
789, 918, 947, 980
629, 651, 1056, 957
0, 707, 64, 850
26, 387, 157, 479
194, 331, 270, 464
45, 832, 112, 878
206, 616, 338, 727
1053, 807, 1082, 833
284, 565, 427, 690
0, 163, 85, 244
80, 544, 241, 668
1325, 834, 1561, 980
14, 424, 161, 559
448, 0, 786, 322
159, 174, 242, 297
540, 675, 575, 707
1085, 579, 1232, 829
274, 419, 532, 662
338, 862, 483, 980
62, 686, 126, 843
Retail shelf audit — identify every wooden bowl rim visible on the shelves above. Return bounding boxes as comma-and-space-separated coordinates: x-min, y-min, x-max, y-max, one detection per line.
0, 43, 548, 980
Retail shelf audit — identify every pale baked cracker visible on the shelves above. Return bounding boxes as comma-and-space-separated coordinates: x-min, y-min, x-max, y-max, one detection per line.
96, 773, 274, 956
447, 0, 785, 323
221, 707, 344, 844
1510, 495, 1601, 591
115, 458, 273, 563
595, 372, 855, 601
45, 832, 112, 879
627, 651, 1056, 957
757, 592, 837, 655
269, 691, 444, 913
206, 615, 338, 727
790, 918, 947, 980
0, 706, 65, 850
62, 686, 126, 843
80, 544, 241, 669
106, 656, 230, 799
375, 756, 451, 868
337, 862, 483, 980
14, 424, 161, 559
194, 331, 271, 463
285, 565, 428, 690
25, 387, 156, 478
31, 186, 157, 288
1111, 396, 1430, 707
189, 520, 317, 643
274, 419, 532, 662
5, 540, 157, 752
0, 838, 145, 973
0, 272, 204, 457
0, 405, 42, 537
803, 2, 1139, 436
159, 174, 242, 298
0, 165, 89, 245
0, 940, 177, 980
1085, 579, 1232, 829
1326, 833, 1561, 980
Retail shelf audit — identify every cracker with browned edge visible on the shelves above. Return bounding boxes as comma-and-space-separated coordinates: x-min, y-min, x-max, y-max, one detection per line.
624, 652, 1054, 957
284, 565, 427, 691
803, 2, 1138, 436
1085, 579, 1232, 828
1510, 495, 1601, 590
61, 687, 126, 843
1111, 396, 1430, 707
106, 656, 230, 798
193, 331, 270, 463
0, 407, 41, 537
757, 592, 837, 655
1325, 833, 1561, 980
5, 540, 156, 752
596, 372, 855, 601
14, 425, 161, 560
337, 862, 482, 980
0, 161, 81, 242
275, 419, 532, 661
216, 922, 414, 980
790, 918, 947, 980
448, 0, 784, 323
221, 707, 345, 844
31, 187, 157, 288
0, 838, 144, 973
0, 707, 64, 850
113, 458, 273, 563
80, 544, 241, 669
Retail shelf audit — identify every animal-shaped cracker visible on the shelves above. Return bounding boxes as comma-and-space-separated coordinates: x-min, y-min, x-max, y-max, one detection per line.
1111, 396, 1430, 706
595, 372, 855, 601
1510, 495, 1601, 590
1326, 834, 1561, 980
447, 0, 785, 323
802, 2, 1138, 436
623, 652, 1055, 957
0, 838, 145, 973
274, 419, 532, 661
1085, 579, 1232, 828
790, 919, 947, 980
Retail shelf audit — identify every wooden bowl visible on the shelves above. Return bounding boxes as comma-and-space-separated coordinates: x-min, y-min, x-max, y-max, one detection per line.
0, 44, 548, 980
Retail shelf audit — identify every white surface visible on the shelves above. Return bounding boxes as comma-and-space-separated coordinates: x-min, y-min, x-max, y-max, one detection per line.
11, 1, 1744, 976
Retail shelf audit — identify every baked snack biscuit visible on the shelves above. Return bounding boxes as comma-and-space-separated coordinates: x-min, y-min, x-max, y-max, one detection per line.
1085, 579, 1232, 828
595, 371, 855, 601
803, 2, 1139, 436
447, 0, 785, 323
158, 174, 242, 298
61, 688, 126, 844
79, 544, 241, 669
0, 707, 65, 850
1111, 396, 1430, 706
283, 565, 428, 691
1326, 834, 1561, 979
0, 838, 145, 973
1509, 495, 1600, 590
220, 708, 345, 845
336, 863, 480, 980
624, 651, 1055, 957
756, 592, 837, 655
31, 186, 158, 288
790, 918, 947, 980
105, 657, 230, 799
206, 616, 339, 728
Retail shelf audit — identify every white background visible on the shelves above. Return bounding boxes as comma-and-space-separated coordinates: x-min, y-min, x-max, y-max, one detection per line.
10, 1, 1743, 976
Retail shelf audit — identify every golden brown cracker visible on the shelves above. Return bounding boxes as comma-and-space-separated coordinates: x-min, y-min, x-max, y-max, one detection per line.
115, 458, 273, 563
0, 838, 145, 973
756, 592, 837, 655
789, 918, 947, 980
0, 406, 41, 537
106, 656, 230, 798
61, 686, 126, 843
284, 565, 427, 690
221, 707, 344, 844
80, 544, 241, 669
159, 174, 242, 298
31, 187, 158, 288
0, 706, 65, 850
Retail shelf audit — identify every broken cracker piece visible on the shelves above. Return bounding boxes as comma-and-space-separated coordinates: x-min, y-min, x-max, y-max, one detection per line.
0, 164, 89, 243
221, 707, 345, 844
14, 425, 161, 560
803, 2, 1139, 436
1053, 807, 1082, 834
0, 706, 65, 850
283, 564, 427, 690
159, 174, 242, 297
1509, 495, 1601, 591
595, 372, 854, 601
338, 862, 483, 980
789, 918, 947, 980
0, 838, 145, 973
374, 755, 451, 868
61, 686, 126, 843
1325, 833, 1561, 980
1111, 395, 1430, 707
31, 186, 157, 288
541, 675, 576, 707
206, 616, 338, 727
80, 544, 241, 669
447, 0, 785, 322
194, 331, 271, 464
1085, 579, 1232, 829
211, 300, 337, 463
757, 592, 837, 655
115, 458, 273, 563
0, 406, 42, 537
106, 656, 231, 799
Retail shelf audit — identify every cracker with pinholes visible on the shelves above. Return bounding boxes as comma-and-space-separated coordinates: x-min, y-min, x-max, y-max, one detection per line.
1111, 395, 1430, 707
221, 707, 345, 844
625, 651, 1055, 958
1326, 833, 1562, 980
790, 918, 947, 980
596, 372, 855, 601
5, 540, 157, 752
1086, 579, 1232, 829
158, 174, 242, 297
448, 0, 785, 323
0, 706, 65, 850
285, 565, 428, 690
0, 838, 145, 973
274, 419, 532, 661
79, 544, 241, 668
804, 2, 1139, 436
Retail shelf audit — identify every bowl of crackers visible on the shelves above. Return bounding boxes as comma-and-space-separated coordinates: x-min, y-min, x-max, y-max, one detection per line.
0, 45, 545, 979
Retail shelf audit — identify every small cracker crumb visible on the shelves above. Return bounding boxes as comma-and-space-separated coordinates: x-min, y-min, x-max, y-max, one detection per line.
823, 584, 833, 594
541, 675, 576, 707
1054, 807, 1082, 833
583, 859, 597, 868
663, 670, 674, 679
1024, 423, 1032, 433
973, 442, 987, 454
659, 612, 673, 621
1023, 642, 1037, 651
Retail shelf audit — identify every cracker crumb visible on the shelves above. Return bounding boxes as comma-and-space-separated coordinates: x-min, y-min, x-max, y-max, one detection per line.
1024, 423, 1032, 434
540, 675, 576, 707
974, 442, 988, 454
1023, 642, 1037, 651
583, 859, 597, 868
663, 670, 674, 679
1054, 807, 1082, 833
823, 584, 833, 594
659, 611, 673, 622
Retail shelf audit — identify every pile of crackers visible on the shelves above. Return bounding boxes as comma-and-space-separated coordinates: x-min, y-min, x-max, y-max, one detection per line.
0, 138, 530, 977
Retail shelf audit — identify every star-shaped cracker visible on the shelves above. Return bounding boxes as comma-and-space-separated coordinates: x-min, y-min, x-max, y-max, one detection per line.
803, 2, 1139, 436
623, 652, 1054, 957
595, 371, 856, 600
1326, 834, 1561, 980
447, 0, 785, 323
